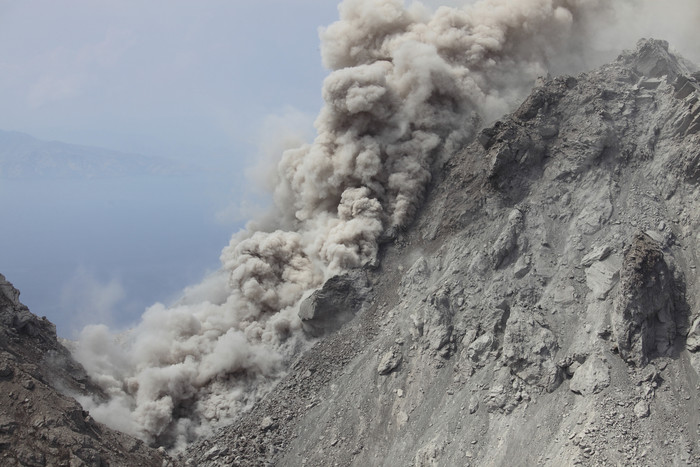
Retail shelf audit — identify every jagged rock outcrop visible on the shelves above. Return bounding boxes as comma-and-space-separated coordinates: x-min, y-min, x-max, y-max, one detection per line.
0, 274, 169, 466
182, 39, 700, 467
298, 270, 372, 337
613, 232, 687, 366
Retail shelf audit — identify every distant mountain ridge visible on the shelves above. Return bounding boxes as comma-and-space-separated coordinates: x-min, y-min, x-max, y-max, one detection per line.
0, 129, 191, 179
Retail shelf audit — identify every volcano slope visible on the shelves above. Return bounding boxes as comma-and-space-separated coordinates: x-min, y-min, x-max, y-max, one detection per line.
185, 39, 700, 466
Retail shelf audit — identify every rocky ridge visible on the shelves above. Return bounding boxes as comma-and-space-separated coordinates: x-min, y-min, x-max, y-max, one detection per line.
184, 39, 700, 466
0, 274, 169, 466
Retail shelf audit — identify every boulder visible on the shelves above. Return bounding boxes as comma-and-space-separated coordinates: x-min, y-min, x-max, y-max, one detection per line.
377, 347, 403, 375
569, 355, 610, 395
580, 245, 613, 267
298, 270, 371, 337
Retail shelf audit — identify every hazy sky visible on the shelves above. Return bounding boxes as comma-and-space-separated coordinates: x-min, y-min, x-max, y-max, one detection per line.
0, 0, 341, 164
0, 1, 348, 336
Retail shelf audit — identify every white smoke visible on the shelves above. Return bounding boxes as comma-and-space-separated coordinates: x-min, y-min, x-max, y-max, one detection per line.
72, 0, 700, 449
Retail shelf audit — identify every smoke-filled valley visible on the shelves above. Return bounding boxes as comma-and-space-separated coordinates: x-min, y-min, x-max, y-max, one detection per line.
3, 0, 700, 465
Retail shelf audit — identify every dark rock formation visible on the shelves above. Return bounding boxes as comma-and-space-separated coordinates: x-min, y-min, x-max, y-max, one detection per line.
298, 270, 372, 337
0, 274, 169, 466
613, 232, 686, 365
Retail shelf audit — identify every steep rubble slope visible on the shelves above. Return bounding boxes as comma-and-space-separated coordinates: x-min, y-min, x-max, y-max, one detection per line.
188, 39, 700, 466
0, 274, 169, 466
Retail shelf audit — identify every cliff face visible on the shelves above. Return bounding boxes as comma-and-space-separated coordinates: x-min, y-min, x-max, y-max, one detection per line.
184, 39, 700, 466
0, 274, 168, 466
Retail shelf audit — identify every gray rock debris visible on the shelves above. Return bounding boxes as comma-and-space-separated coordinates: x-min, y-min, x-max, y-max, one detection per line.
259, 415, 276, 431
686, 317, 700, 351
513, 254, 532, 278
633, 400, 651, 419
580, 245, 613, 267
569, 355, 610, 396
467, 333, 495, 365
491, 208, 525, 268
501, 310, 562, 392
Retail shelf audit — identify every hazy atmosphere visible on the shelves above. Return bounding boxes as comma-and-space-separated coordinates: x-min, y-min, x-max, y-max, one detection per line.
2, 0, 700, 453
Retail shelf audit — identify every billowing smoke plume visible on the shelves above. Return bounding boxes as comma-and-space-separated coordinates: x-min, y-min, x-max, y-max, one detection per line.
72, 0, 700, 448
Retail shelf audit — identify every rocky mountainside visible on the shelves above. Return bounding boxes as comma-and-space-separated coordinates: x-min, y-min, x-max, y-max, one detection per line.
0, 274, 168, 466
180, 39, 700, 466
3, 38, 700, 467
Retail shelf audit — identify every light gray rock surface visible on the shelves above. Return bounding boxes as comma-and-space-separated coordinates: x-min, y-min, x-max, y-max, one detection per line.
584, 254, 621, 300
569, 355, 610, 396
